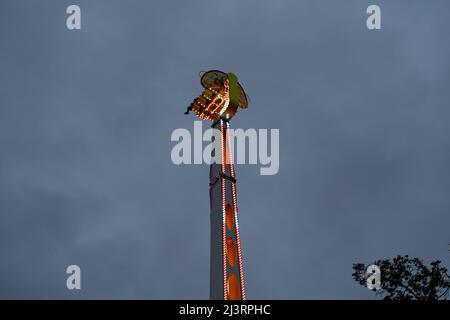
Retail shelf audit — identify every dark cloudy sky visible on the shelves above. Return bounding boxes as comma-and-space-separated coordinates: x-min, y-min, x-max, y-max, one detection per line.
1, 0, 449, 299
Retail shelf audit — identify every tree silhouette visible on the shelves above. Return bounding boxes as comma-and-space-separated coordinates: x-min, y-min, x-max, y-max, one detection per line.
352, 255, 450, 300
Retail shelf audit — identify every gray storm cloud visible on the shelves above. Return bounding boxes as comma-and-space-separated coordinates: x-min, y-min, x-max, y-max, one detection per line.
0, 0, 449, 298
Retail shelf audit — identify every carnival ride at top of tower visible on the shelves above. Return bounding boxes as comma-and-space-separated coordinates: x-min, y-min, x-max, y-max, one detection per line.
183, 70, 249, 300
184, 70, 249, 121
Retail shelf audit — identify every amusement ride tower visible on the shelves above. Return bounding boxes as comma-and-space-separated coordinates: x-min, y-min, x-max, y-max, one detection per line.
185, 70, 249, 300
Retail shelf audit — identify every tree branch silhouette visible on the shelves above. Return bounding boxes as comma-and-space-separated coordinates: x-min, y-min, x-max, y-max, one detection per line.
352, 254, 450, 300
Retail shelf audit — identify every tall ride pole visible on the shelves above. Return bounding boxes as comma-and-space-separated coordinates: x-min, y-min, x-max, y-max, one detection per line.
185, 70, 249, 300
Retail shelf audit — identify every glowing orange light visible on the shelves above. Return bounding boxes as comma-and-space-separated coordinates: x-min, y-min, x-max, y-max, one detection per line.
226, 237, 237, 268
226, 121, 246, 300
227, 274, 241, 300
225, 203, 234, 231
